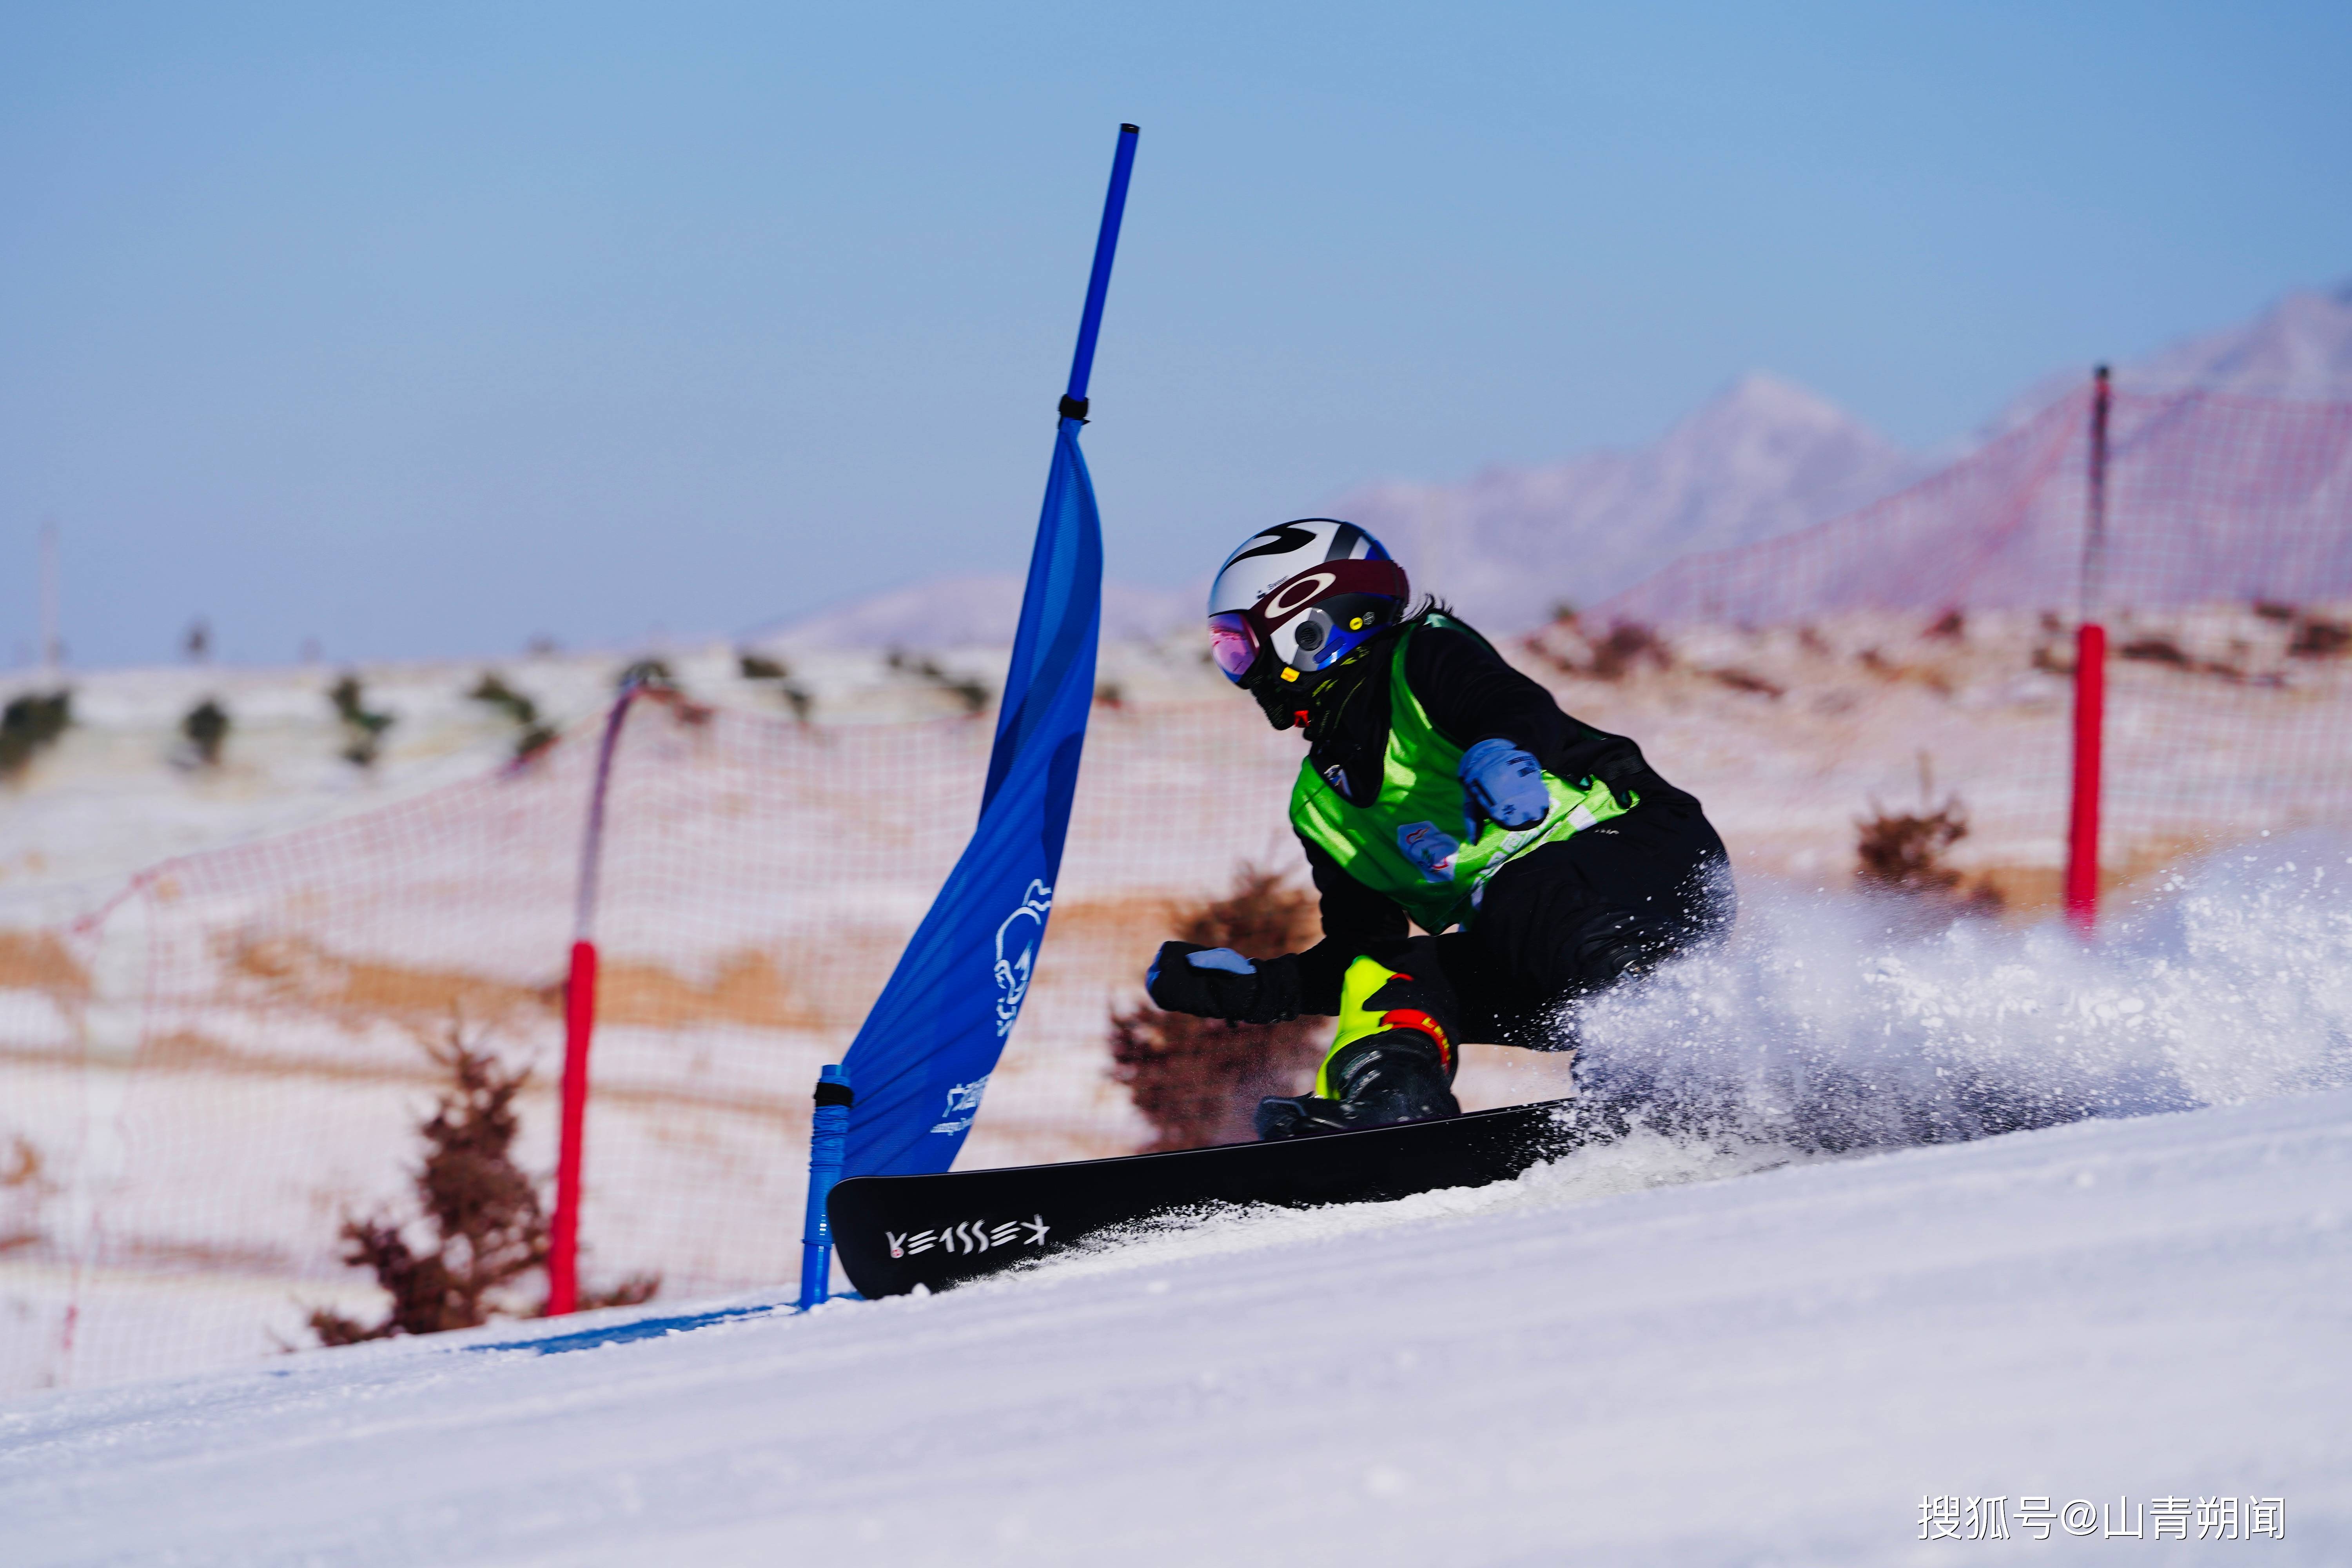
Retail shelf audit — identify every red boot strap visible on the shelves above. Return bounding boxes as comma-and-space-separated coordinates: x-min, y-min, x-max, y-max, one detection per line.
1379, 1007, 1452, 1068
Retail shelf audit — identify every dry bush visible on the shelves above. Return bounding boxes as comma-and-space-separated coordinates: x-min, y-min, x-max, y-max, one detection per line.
1521, 613, 1674, 682
1854, 797, 2004, 918
1708, 667, 1783, 699
2288, 617, 2352, 659
309, 1022, 656, 1346
736, 651, 787, 681
887, 647, 991, 715
180, 698, 230, 768
0, 691, 71, 780
2118, 635, 2192, 668
1108, 866, 1327, 1152
468, 672, 557, 760
1924, 608, 1967, 641
1586, 621, 1673, 681
328, 675, 396, 768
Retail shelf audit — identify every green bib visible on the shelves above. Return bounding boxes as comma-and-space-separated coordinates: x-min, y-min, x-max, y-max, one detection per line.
1289, 618, 1633, 933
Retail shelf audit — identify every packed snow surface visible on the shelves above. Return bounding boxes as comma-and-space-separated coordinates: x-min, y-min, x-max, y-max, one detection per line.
6, 1076, 2348, 1564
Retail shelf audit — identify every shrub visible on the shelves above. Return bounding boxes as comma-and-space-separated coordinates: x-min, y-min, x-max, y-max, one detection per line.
737, 652, 788, 681
2118, 636, 2191, 668
1107, 866, 1327, 1152
887, 647, 991, 715
307, 1023, 657, 1345
1708, 667, 1783, 699
329, 675, 396, 767
736, 651, 814, 721
1585, 621, 1672, 681
181, 698, 230, 768
0, 690, 71, 780
2288, 617, 2352, 659
1854, 796, 2003, 917
468, 673, 556, 759
1924, 608, 1966, 641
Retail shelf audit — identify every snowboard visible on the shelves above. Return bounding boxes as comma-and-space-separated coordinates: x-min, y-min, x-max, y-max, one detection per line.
828, 1097, 1586, 1298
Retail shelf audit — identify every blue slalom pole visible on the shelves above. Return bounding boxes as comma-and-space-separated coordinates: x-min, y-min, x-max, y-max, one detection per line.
1057, 123, 1140, 421
795, 1064, 852, 1309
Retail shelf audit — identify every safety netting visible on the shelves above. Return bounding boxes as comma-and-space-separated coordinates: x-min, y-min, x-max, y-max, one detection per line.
1587, 384, 2352, 896
5, 384, 2350, 1392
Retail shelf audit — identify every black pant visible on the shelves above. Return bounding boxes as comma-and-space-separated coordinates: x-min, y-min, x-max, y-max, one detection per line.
1356, 792, 1733, 1052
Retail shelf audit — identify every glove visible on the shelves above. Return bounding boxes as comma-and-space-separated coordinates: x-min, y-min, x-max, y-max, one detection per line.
1459, 738, 1550, 831
1145, 942, 1303, 1024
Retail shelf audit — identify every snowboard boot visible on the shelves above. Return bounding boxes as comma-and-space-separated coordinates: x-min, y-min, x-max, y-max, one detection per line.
1256, 953, 1462, 1141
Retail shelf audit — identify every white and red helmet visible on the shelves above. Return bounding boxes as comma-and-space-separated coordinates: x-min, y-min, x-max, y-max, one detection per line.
1207, 519, 1409, 689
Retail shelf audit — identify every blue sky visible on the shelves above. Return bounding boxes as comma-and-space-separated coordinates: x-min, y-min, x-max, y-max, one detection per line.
4, 2, 2348, 666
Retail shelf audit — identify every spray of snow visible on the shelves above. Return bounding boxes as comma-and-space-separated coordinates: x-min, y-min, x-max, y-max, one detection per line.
1572, 828, 2352, 1152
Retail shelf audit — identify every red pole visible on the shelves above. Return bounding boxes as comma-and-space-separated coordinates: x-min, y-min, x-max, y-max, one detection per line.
2065, 622, 2105, 931
2064, 367, 2112, 935
545, 686, 638, 1316
547, 938, 597, 1315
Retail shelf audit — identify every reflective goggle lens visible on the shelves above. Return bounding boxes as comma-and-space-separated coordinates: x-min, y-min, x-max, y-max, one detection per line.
1207, 613, 1259, 681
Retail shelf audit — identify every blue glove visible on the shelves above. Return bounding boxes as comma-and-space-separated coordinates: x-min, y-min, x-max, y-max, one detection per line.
1459, 738, 1549, 830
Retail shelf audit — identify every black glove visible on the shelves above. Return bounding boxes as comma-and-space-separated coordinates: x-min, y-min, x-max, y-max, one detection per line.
1144, 941, 1303, 1024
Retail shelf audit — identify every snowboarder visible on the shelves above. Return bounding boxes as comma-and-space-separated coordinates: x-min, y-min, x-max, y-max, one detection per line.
1144, 519, 1733, 1139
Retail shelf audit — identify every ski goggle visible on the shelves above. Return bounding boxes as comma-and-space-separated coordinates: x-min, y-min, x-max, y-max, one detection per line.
1207, 612, 1260, 682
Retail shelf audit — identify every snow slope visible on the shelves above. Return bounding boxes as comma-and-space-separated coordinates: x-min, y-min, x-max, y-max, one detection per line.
4, 1087, 2345, 1566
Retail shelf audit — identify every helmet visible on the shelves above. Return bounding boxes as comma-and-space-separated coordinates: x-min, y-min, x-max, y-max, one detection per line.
1206, 519, 1409, 689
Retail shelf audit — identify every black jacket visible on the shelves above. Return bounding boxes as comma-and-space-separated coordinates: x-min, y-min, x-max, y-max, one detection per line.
1290, 615, 1688, 1005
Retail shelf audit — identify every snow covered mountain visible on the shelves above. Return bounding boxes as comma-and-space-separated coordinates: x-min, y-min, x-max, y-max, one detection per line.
762, 283, 2352, 648
1603, 285, 2352, 626
753, 376, 1923, 648
1987, 280, 2352, 438
1336, 373, 1928, 632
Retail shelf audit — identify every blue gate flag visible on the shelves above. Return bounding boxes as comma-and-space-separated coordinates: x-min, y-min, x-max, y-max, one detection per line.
838, 125, 1136, 1179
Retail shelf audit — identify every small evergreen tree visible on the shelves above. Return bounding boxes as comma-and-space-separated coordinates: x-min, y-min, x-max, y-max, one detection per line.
308, 1023, 657, 1345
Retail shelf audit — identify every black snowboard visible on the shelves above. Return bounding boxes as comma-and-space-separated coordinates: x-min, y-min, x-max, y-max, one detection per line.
829, 1097, 1586, 1298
